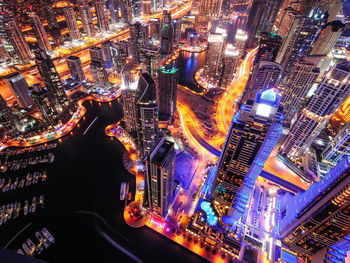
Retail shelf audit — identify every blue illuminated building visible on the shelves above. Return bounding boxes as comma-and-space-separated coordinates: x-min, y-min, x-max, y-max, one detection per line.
211, 89, 283, 230
279, 155, 350, 257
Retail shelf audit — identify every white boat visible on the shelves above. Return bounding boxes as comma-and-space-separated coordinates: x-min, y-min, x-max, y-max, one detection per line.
22, 243, 30, 255
41, 227, 55, 244
120, 182, 127, 200
49, 154, 55, 163
17, 249, 24, 255
36, 231, 50, 248
26, 238, 36, 254
39, 195, 45, 208
24, 200, 29, 216
30, 197, 36, 213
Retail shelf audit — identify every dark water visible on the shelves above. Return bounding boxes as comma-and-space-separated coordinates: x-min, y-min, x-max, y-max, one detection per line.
0, 100, 207, 263
176, 51, 206, 93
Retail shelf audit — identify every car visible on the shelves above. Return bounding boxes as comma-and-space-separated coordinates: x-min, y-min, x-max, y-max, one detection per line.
41, 227, 55, 244
36, 231, 50, 248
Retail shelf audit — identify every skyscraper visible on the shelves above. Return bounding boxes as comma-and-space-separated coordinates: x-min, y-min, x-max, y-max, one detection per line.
7, 73, 34, 109
129, 22, 143, 64
111, 41, 128, 73
220, 44, 240, 88
107, 0, 119, 24
89, 46, 103, 61
6, 19, 32, 61
242, 61, 281, 104
78, 0, 95, 37
234, 29, 248, 51
132, 0, 142, 18
149, 18, 160, 41
44, 4, 64, 46
0, 2, 15, 59
90, 60, 109, 86
322, 122, 350, 166
172, 18, 182, 47
245, 0, 283, 48
276, 8, 328, 81
0, 94, 19, 137
93, 0, 110, 32
30, 84, 58, 127
142, 0, 150, 16
145, 136, 176, 217
141, 23, 149, 46
310, 20, 345, 56
135, 73, 159, 156
281, 63, 350, 159
35, 50, 69, 109
277, 7, 298, 39
157, 64, 179, 121
121, 64, 139, 133
67, 56, 86, 82
254, 32, 282, 65
160, 10, 173, 55
198, 0, 223, 24
30, 13, 52, 51
101, 41, 113, 66
281, 55, 321, 124
279, 155, 350, 257
202, 31, 226, 87
212, 89, 283, 225
63, 7, 81, 40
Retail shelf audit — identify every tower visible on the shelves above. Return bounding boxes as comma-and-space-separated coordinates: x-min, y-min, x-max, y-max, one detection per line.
280, 55, 321, 124
149, 18, 160, 41
107, 0, 119, 24
145, 136, 176, 217
157, 64, 179, 121
7, 73, 34, 109
160, 10, 173, 55
67, 56, 86, 82
78, 0, 95, 37
93, 0, 110, 32
121, 64, 139, 133
220, 44, 240, 89
29, 13, 52, 51
242, 61, 281, 104
135, 73, 159, 157
279, 156, 350, 257
0, 94, 19, 137
254, 32, 282, 65
90, 60, 109, 86
64, 6, 81, 40
44, 3, 64, 46
129, 22, 143, 64
212, 89, 283, 225
281, 63, 350, 159
6, 19, 32, 61
35, 49, 69, 109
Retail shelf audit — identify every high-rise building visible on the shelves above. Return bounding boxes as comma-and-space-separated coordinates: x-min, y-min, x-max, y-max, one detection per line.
149, 18, 160, 41
319, 0, 343, 22
254, 32, 282, 64
310, 20, 345, 56
111, 40, 128, 73
67, 56, 86, 82
281, 63, 350, 159
220, 44, 240, 88
0, 2, 15, 59
322, 122, 350, 166
141, 23, 149, 46
89, 46, 103, 61
101, 41, 113, 66
35, 50, 69, 109
173, 18, 182, 46
121, 64, 139, 133
160, 10, 173, 55
142, 0, 151, 16
276, 8, 328, 81
281, 55, 321, 124
145, 136, 176, 217
30, 84, 58, 127
132, 0, 142, 18
29, 13, 52, 51
90, 60, 109, 86
157, 64, 179, 121
6, 19, 32, 61
198, 0, 223, 23
242, 61, 281, 104
43, 4, 64, 46
64, 7, 81, 40
0, 93, 19, 137
78, 0, 95, 37
202, 31, 226, 86
7, 73, 34, 109
245, 0, 283, 48
93, 0, 110, 32
107, 0, 119, 24
279, 156, 350, 257
129, 23, 142, 64
212, 89, 283, 225
277, 7, 298, 39
234, 29, 248, 51
135, 73, 159, 156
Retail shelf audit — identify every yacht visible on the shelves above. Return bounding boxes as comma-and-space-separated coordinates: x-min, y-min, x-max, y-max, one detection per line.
36, 231, 49, 249
120, 182, 128, 200
24, 200, 29, 216
22, 243, 30, 255
30, 197, 36, 213
41, 227, 55, 244
49, 154, 55, 163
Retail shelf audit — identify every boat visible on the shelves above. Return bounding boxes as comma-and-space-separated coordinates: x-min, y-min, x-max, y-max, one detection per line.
30, 197, 36, 213
24, 200, 29, 216
49, 154, 55, 163
41, 227, 55, 244
120, 182, 127, 200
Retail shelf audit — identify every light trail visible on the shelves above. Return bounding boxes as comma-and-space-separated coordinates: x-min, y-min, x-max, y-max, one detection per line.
82, 116, 99, 136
